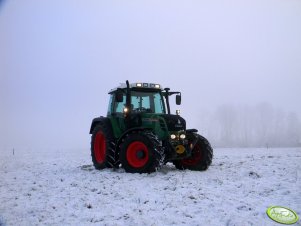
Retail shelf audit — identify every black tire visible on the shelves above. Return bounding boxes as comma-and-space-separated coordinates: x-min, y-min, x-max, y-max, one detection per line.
174, 134, 213, 171
120, 131, 164, 173
91, 120, 117, 169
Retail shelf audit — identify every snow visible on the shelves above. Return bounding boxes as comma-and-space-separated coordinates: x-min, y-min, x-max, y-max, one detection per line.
0, 148, 300, 226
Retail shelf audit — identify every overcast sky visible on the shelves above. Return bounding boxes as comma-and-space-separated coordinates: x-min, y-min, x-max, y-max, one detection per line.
1, 0, 301, 150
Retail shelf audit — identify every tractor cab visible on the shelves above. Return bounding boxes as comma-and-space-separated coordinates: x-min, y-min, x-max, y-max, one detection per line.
108, 83, 167, 116
108, 82, 181, 115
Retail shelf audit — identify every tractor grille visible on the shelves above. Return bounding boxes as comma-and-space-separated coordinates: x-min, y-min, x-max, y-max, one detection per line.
160, 114, 186, 131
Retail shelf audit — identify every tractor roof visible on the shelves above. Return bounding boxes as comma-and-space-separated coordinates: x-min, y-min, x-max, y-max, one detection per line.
109, 82, 163, 93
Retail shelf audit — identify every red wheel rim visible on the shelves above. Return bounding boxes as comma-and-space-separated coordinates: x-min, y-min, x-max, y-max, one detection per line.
181, 144, 203, 166
94, 131, 106, 163
126, 141, 149, 168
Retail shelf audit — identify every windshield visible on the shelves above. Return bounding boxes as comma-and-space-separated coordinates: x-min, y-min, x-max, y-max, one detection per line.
113, 91, 165, 114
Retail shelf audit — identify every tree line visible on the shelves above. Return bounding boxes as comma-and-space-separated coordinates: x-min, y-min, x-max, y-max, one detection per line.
197, 103, 301, 148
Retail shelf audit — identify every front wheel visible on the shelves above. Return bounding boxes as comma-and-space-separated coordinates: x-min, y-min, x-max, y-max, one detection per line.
120, 131, 164, 173
174, 135, 213, 171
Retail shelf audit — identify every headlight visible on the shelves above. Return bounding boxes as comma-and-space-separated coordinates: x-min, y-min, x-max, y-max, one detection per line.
180, 134, 186, 139
170, 134, 176, 140
123, 107, 129, 113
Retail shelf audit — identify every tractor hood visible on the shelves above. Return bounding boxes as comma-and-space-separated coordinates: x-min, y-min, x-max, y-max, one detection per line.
160, 114, 186, 131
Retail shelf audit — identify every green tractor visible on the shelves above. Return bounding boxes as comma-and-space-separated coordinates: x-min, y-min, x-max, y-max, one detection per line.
89, 81, 213, 173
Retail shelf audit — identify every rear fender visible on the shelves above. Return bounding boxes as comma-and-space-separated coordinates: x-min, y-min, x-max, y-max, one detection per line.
89, 117, 108, 134
116, 127, 152, 147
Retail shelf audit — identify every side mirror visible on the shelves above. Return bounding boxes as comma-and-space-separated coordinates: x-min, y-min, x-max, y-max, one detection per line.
115, 91, 124, 102
176, 94, 181, 105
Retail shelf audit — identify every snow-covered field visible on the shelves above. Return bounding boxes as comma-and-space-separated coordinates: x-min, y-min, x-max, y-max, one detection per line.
0, 147, 300, 226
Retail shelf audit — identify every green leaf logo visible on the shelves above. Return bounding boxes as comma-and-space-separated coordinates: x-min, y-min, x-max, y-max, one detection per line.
267, 206, 299, 224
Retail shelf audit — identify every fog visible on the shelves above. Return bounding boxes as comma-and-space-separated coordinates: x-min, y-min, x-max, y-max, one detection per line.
1, 0, 301, 150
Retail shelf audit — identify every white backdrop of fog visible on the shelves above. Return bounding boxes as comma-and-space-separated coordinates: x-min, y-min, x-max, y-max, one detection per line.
0, 0, 301, 150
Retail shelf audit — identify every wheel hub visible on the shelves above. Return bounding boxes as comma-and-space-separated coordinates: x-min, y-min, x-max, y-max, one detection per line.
136, 150, 146, 159
126, 141, 149, 168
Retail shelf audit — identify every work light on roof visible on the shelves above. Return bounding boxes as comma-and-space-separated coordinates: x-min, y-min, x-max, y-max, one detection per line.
150, 83, 161, 89
135, 82, 160, 89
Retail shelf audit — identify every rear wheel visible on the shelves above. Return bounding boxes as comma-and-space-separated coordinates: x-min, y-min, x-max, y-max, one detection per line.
120, 131, 164, 173
174, 135, 213, 171
91, 121, 117, 169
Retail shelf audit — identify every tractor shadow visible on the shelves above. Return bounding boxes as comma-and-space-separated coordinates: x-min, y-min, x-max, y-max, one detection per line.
79, 163, 179, 174
80, 164, 95, 171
